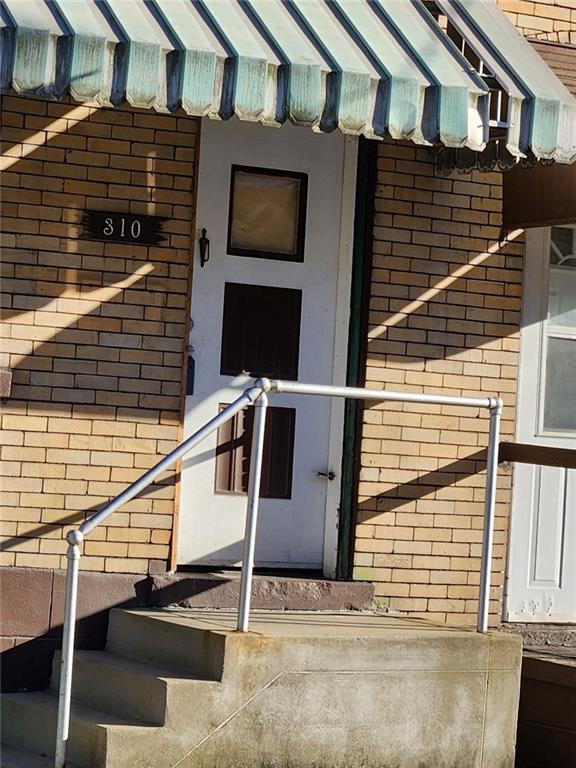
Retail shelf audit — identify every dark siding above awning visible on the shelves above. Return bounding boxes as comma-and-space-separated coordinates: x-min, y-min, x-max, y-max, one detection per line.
1, 0, 575, 163
531, 40, 576, 99
503, 42, 576, 230
503, 162, 576, 230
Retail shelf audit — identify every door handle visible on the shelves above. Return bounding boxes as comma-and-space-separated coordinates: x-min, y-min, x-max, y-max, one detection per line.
198, 228, 210, 267
316, 470, 336, 481
186, 354, 195, 395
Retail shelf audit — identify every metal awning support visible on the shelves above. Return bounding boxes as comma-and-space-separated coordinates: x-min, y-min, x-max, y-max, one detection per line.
1, 0, 575, 162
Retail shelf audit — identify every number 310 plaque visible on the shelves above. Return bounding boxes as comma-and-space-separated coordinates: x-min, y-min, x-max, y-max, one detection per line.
82, 211, 168, 245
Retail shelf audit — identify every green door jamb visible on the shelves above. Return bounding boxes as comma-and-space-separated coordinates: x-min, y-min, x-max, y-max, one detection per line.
336, 136, 377, 580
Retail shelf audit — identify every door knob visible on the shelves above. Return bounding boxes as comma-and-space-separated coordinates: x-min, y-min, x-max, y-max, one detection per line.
316, 470, 336, 481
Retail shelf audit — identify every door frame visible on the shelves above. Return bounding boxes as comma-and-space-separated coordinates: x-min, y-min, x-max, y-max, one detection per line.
322, 135, 359, 577
505, 225, 576, 622
171, 121, 360, 578
336, 137, 377, 580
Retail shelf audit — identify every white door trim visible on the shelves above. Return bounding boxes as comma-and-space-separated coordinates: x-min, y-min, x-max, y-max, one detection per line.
323, 136, 358, 577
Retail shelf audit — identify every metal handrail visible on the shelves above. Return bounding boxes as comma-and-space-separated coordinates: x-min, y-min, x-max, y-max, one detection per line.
54, 377, 503, 768
54, 386, 263, 768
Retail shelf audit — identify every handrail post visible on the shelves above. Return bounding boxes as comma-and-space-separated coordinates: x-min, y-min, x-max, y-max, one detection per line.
55, 529, 83, 768
477, 398, 503, 633
237, 390, 269, 632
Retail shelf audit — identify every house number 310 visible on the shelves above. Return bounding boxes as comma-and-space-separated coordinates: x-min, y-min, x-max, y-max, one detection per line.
103, 217, 142, 238
82, 210, 168, 245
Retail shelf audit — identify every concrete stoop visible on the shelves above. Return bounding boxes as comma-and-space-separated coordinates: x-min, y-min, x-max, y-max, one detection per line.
0, 610, 522, 768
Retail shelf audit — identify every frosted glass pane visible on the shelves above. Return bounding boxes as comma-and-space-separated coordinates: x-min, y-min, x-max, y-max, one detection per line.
228, 169, 305, 260
548, 227, 576, 328
543, 337, 576, 432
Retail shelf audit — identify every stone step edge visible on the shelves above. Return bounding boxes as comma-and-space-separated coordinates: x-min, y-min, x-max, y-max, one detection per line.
149, 573, 374, 611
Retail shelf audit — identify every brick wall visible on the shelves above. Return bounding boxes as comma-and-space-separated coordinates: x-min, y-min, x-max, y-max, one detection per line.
353, 141, 524, 626
497, 0, 576, 43
0, 96, 197, 574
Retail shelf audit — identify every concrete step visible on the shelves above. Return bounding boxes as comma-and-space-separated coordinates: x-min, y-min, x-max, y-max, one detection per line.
501, 622, 576, 654
50, 650, 218, 726
0, 743, 82, 768
2, 610, 523, 768
0, 691, 163, 768
106, 609, 226, 679
149, 572, 374, 611
1, 743, 54, 768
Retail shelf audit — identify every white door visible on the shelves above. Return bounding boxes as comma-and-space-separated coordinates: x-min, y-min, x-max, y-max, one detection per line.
506, 226, 576, 622
177, 119, 356, 574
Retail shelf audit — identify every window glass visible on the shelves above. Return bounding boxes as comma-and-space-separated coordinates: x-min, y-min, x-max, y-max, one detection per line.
548, 227, 576, 327
215, 405, 295, 499
220, 282, 301, 380
542, 226, 576, 433
542, 338, 576, 432
227, 167, 307, 261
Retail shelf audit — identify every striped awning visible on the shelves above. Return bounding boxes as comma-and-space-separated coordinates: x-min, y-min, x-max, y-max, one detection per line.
1, 0, 575, 163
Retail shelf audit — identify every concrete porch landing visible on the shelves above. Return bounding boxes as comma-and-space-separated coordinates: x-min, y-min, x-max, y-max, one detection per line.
1, 609, 522, 768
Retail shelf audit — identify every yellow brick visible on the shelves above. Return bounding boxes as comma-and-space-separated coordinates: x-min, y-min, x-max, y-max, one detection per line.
128, 543, 169, 559
61, 456, 102, 475
0, 506, 41, 522
104, 557, 148, 573
375, 583, 410, 597
0, 430, 24, 446
43, 479, 87, 494
0, 521, 18, 535
69, 435, 113, 451
15, 553, 61, 568
46, 449, 90, 464
390, 598, 428, 611
130, 513, 172, 529
3, 415, 47, 431
410, 585, 447, 598
47, 418, 92, 435
0, 461, 21, 476
2, 477, 42, 492
0, 537, 38, 553
392, 569, 430, 583
39, 538, 68, 555
90, 452, 133, 467
22, 462, 66, 478
84, 541, 128, 557
92, 421, 136, 437
150, 529, 171, 545
111, 437, 157, 453
107, 527, 149, 543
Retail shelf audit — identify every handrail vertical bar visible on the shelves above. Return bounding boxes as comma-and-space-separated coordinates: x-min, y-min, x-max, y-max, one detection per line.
237, 391, 268, 632
55, 534, 82, 768
477, 399, 503, 633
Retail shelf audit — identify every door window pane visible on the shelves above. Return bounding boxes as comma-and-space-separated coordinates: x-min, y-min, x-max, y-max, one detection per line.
542, 227, 576, 433
220, 282, 301, 380
227, 166, 307, 262
548, 227, 576, 327
542, 337, 576, 432
215, 405, 296, 499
